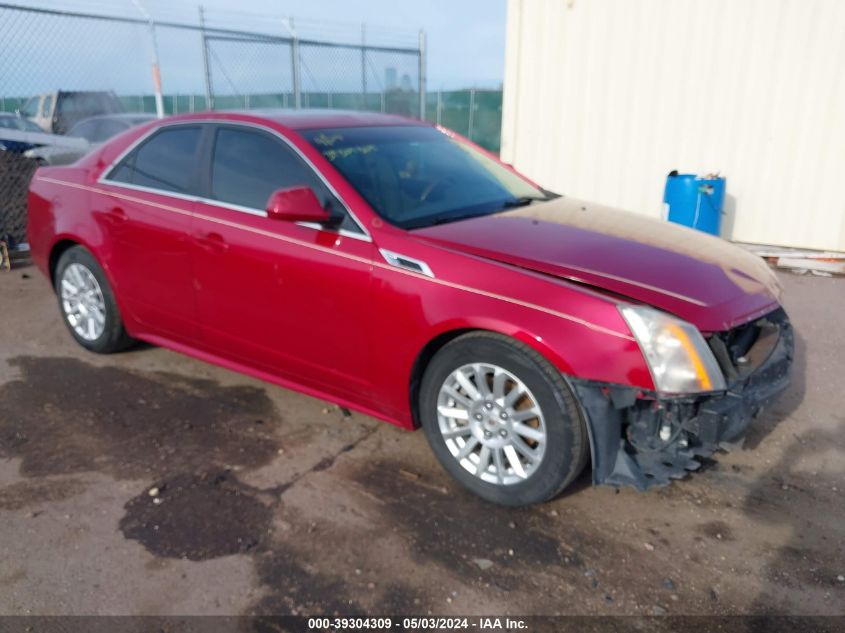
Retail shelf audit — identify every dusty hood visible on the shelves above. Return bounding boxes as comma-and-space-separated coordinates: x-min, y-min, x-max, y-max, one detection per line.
413, 196, 782, 332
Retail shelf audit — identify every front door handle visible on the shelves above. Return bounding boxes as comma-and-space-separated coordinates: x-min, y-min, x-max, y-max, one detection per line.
194, 231, 229, 253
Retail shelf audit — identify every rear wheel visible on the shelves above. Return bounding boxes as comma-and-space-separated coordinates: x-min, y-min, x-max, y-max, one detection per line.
54, 246, 134, 353
419, 332, 588, 506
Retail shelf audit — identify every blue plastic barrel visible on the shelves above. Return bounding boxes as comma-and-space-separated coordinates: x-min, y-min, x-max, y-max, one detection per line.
663, 172, 726, 236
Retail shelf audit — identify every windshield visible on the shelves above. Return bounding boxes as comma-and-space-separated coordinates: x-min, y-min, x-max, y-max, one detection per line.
0, 116, 43, 132
301, 125, 546, 229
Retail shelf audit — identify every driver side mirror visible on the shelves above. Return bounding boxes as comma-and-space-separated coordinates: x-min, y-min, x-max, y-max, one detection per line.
265, 186, 331, 224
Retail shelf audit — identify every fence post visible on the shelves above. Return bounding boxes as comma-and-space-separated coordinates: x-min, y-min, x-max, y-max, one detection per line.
361, 24, 367, 110
289, 17, 302, 109
199, 6, 214, 110
418, 30, 427, 119
131, 0, 164, 118
436, 90, 442, 127
468, 88, 476, 141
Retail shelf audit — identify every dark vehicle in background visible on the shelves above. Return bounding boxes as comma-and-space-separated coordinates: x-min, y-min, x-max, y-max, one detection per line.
18, 90, 123, 135
0, 113, 49, 153
24, 114, 155, 166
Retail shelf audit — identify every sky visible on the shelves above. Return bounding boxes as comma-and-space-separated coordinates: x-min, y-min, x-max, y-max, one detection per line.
191, 0, 507, 89
5, 0, 507, 93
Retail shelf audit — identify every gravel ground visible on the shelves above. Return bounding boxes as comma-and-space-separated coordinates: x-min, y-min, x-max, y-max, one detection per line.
0, 265, 842, 617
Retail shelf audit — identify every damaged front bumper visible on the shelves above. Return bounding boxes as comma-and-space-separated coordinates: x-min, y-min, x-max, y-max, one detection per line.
571, 308, 794, 490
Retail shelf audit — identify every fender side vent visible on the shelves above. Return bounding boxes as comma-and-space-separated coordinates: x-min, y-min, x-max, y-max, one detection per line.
379, 249, 434, 278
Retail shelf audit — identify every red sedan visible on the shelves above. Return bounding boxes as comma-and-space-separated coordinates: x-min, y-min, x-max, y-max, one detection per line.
27, 111, 793, 505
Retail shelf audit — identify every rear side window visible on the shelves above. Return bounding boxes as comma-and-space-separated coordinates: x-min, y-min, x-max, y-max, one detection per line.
209, 127, 327, 210
107, 126, 201, 195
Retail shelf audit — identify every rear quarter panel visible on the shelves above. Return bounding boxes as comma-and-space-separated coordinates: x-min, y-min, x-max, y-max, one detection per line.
27, 164, 129, 324
27, 166, 93, 277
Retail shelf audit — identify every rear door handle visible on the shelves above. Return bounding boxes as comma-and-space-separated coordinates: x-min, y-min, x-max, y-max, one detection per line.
194, 231, 228, 253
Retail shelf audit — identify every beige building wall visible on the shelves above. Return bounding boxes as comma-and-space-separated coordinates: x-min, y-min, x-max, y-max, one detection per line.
501, 0, 845, 251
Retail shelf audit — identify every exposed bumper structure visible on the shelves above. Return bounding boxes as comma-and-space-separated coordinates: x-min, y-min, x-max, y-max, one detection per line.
572, 308, 794, 490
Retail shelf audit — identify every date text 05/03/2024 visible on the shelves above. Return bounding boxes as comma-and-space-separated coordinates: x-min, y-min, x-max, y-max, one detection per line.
306, 617, 528, 630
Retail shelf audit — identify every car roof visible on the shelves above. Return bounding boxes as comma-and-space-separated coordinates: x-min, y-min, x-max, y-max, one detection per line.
77, 113, 156, 123
160, 109, 428, 131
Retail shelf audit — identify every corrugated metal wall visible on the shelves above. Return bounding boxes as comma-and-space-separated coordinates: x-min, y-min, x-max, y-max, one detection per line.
501, 0, 845, 252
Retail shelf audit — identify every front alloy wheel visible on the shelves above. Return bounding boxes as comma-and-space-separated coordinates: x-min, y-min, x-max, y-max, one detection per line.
420, 332, 589, 506
437, 363, 547, 485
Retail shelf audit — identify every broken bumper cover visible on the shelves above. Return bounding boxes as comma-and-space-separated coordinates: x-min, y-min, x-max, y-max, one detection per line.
571, 309, 794, 490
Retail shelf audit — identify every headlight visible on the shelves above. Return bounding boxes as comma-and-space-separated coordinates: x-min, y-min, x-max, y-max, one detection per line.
620, 305, 726, 394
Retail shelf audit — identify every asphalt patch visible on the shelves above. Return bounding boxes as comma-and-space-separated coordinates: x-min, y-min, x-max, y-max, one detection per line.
119, 470, 272, 561
0, 356, 282, 480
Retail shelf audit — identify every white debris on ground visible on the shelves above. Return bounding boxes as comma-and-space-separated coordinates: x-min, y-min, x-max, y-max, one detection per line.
739, 243, 845, 276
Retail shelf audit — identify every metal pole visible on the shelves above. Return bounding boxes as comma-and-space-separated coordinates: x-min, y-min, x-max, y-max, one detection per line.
468, 88, 476, 141
285, 17, 302, 109
199, 6, 213, 110
436, 90, 442, 127
131, 0, 164, 118
418, 30, 427, 119
361, 24, 367, 109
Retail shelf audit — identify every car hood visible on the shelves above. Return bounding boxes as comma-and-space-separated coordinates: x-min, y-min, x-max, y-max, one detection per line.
412, 196, 782, 332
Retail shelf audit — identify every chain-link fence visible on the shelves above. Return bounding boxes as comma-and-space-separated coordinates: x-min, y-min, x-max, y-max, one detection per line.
0, 2, 425, 246
0, 2, 502, 249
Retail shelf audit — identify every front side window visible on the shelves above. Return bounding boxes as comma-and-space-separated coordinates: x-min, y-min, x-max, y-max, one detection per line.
106, 126, 201, 195
301, 125, 547, 229
208, 126, 358, 232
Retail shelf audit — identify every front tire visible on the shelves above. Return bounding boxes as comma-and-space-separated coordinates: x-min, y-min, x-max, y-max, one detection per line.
419, 332, 588, 506
54, 246, 134, 353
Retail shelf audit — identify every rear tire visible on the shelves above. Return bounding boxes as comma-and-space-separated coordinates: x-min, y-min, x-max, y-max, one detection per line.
54, 245, 134, 353
419, 332, 588, 506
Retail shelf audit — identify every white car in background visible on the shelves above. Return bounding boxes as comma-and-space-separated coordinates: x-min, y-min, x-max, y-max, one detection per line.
24, 113, 155, 166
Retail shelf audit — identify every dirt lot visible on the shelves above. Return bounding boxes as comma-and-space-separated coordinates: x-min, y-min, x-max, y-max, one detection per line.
0, 265, 842, 618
